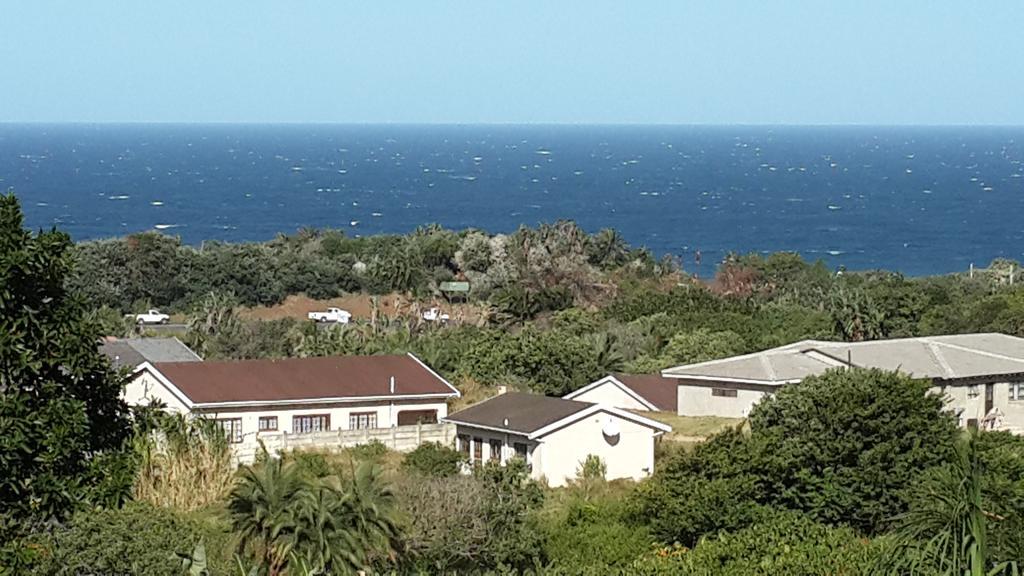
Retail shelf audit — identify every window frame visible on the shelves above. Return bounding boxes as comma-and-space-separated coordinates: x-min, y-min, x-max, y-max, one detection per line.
292, 414, 331, 434
1011, 382, 1023, 402
217, 418, 243, 444
489, 439, 502, 462
258, 415, 278, 432
458, 434, 470, 456
349, 411, 378, 430
711, 388, 739, 398
472, 437, 484, 465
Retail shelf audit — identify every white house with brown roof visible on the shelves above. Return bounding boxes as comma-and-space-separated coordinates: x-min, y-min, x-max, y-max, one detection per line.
124, 353, 460, 458
662, 333, 1024, 431
443, 392, 671, 487
563, 374, 677, 412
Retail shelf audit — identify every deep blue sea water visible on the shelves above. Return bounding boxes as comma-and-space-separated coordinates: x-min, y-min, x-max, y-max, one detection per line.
2, 124, 1023, 276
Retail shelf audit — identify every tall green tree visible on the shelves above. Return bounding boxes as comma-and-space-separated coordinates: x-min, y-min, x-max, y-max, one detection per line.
0, 194, 132, 547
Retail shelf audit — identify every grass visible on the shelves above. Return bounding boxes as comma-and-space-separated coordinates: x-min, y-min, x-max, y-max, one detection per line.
641, 412, 744, 443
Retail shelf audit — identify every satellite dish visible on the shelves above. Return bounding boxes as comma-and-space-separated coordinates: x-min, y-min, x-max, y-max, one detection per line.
602, 416, 620, 438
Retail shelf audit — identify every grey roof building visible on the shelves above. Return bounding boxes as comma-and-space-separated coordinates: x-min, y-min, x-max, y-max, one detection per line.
662, 333, 1024, 430
100, 337, 202, 370
662, 333, 1024, 385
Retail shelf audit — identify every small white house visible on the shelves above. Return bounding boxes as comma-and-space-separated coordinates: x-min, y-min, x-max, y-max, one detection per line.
563, 373, 677, 412
124, 353, 461, 452
443, 392, 671, 487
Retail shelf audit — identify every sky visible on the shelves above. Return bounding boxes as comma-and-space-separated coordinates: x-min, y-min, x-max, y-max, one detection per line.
2, 1, 1023, 125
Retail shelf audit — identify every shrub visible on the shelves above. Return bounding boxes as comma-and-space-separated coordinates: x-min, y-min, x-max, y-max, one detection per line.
37, 502, 233, 576
637, 368, 959, 546
633, 510, 884, 576
402, 442, 465, 477
349, 439, 389, 461
749, 368, 957, 534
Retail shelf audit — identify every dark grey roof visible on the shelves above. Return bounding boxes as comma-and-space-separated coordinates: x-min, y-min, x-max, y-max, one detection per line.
100, 337, 202, 370
444, 392, 593, 435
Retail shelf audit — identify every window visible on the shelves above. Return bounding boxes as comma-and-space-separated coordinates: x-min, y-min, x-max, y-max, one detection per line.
489, 439, 502, 461
258, 416, 278, 431
397, 409, 438, 425
473, 437, 483, 465
458, 434, 470, 456
513, 442, 528, 459
712, 388, 738, 398
293, 414, 330, 434
1011, 383, 1024, 401
968, 385, 980, 398
349, 412, 378, 430
217, 418, 243, 444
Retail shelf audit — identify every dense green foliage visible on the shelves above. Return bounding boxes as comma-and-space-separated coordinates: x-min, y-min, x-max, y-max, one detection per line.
69, 221, 665, 314
35, 503, 234, 576
0, 194, 133, 565
400, 441, 465, 477
637, 368, 959, 544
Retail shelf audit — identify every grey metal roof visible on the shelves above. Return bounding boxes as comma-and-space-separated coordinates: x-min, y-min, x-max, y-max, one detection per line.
100, 337, 202, 369
662, 333, 1024, 384
444, 392, 593, 435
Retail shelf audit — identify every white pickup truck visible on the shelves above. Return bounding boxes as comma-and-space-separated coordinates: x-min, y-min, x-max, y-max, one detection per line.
134, 309, 170, 325
308, 307, 352, 323
422, 307, 450, 323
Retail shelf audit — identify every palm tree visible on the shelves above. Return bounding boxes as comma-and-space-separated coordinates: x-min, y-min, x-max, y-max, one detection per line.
888, 430, 1020, 575
230, 458, 401, 575
229, 457, 306, 576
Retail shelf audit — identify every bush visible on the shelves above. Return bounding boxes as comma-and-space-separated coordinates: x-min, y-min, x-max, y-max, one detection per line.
402, 442, 465, 477
633, 510, 885, 576
637, 368, 959, 546
396, 460, 545, 573
37, 502, 233, 576
543, 492, 652, 571
749, 368, 957, 534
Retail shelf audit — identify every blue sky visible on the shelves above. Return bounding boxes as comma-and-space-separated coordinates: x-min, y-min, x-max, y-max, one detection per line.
2, 1, 1022, 124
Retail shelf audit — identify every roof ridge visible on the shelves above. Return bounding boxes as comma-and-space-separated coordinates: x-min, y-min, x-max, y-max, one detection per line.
758, 354, 778, 381
923, 338, 958, 379
663, 339, 816, 372
931, 339, 1024, 366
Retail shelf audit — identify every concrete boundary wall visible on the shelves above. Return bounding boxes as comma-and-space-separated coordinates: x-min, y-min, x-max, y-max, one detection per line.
231, 422, 456, 464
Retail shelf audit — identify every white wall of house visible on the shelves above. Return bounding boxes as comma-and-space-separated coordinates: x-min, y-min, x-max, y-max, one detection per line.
200, 400, 450, 443
932, 383, 987, 427
995, 382, 1024, 430
676, 383, 769, 418
454, 412, 659, 488
534, 411, 657, 487
123, 370, 190, 413
454, 427, 535, 468
568, 381, 651, 411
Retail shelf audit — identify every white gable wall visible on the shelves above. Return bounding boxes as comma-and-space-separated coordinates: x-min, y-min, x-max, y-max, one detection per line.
533, 411, 656, 487
568, 381, 651, 411
123, 369, 190, 413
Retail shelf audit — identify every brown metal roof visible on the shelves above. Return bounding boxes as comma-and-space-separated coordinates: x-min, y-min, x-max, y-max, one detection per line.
444, 392, 593, 435
613, 373, 678, 411
152, 354, 457, 405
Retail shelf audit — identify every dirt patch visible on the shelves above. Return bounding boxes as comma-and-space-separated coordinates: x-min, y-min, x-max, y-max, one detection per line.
239, 293, 487, 325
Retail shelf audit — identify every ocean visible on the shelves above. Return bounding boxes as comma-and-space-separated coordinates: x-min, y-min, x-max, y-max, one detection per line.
1, 124, 1022, 276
